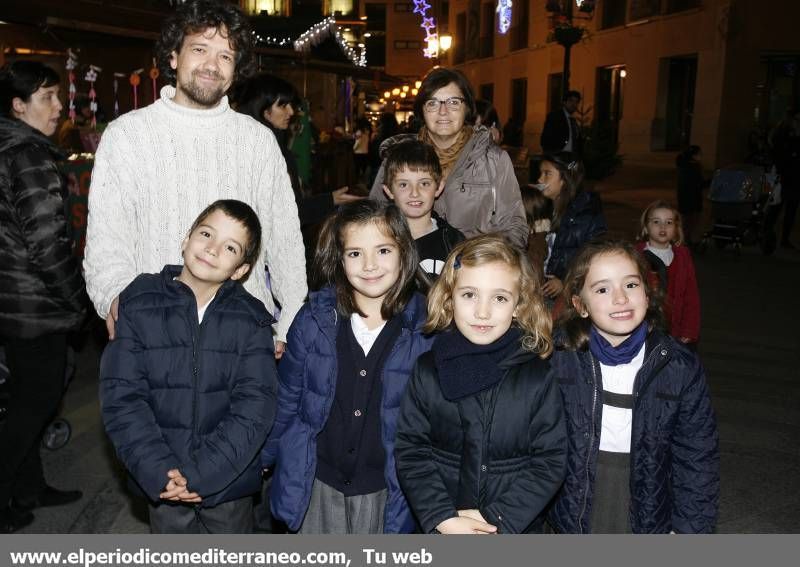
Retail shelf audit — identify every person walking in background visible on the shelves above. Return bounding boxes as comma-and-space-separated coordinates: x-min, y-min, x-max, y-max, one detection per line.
769, 110, 800, 249
83, 0, 307, 359
533, 152, 607, 304
262, 201, 434, 534
353, 116, 372, 186
370, 68, 527, 249
395, 236, 566, 534
636, 200, 701, 347
675, 145, 706, 246
541, 90, 583, 155
100, 200, 277, 534
548, 240, 718, 533
0, 61, 88, 533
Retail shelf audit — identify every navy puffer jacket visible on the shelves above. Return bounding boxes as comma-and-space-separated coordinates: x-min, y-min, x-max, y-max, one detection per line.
100, 266, 278, 508
395, 346, 566, 534
0, 117, 87, 339
547, 330, 719, 533
262, 286, 434, 533
545, 191, 607, 280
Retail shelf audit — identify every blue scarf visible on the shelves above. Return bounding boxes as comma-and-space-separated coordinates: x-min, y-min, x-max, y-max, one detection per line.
432, 327, 522, 401
589, 322, 648, 366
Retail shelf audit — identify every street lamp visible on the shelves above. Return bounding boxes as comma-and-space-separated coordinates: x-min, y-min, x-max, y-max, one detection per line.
548, 1, 596, 94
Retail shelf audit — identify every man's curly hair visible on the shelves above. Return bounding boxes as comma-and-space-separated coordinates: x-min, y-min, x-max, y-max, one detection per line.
155, 0, 255, 87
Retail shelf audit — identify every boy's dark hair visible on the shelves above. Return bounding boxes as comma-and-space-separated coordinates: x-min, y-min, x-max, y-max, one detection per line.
0, 61, 60, 117
557, 239, 665, 350
189, 199, 261, 279
414, 67, 476, 124
313, 200, 421, 320
233, 73, 299, 128
539, 151, 586, 230
563, 90, 582, 102
383, 140, 442, 188
155, 0, 254, 87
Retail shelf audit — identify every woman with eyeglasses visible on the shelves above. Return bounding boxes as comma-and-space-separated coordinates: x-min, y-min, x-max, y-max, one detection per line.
370, 68, 527, 248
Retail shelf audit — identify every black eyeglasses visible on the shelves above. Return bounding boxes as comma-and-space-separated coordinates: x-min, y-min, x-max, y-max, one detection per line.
423, 97, 465, 112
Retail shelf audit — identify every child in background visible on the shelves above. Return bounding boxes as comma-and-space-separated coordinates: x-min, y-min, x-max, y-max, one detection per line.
548, 239, 718, 533
636, 200, 701, 345
100, 200, 278, 533
395, 235, 566, 534
262, 200, 434, 534
382, 140, 464, 280
521, 184, 553, 282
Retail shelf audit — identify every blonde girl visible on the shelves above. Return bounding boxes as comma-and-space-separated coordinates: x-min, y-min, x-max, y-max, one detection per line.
548, 239, 718, 533
395, 235, 567, 534
261, 200, 434, 534
636, 200, 701, 345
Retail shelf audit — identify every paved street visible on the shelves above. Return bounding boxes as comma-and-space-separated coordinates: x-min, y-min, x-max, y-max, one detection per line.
15, 160, 800, 533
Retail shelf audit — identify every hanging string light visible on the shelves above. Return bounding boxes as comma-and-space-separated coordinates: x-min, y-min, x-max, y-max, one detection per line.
294, 16, 366, 67
84, 65, 101, 129
65, 49, 78, 123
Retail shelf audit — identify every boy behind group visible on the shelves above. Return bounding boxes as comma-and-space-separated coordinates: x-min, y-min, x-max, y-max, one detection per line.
381, 140, 464, 279
100, 200, 278, 534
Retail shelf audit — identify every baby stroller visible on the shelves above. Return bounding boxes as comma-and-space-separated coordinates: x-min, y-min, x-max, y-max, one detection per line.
699, 164, 772, 255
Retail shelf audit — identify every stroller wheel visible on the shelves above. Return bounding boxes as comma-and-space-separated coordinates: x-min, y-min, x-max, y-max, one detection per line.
42, 418, 71, 450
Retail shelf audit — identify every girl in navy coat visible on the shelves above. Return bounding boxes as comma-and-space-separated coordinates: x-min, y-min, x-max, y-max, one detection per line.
395, 235, 566, 534
548, 239, 719, 533
262, 201, 434, 534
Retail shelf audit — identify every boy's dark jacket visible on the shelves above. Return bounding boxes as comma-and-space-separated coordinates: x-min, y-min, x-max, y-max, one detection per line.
99, 266, 278, 508
546, 330, 719, 533
546, 191, 607, 280
261, 285, 434, 533
395, 343, 567, 534
0, 117, 87, 339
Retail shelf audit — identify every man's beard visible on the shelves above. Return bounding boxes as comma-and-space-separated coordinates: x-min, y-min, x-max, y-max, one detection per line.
179, 70, 227, 107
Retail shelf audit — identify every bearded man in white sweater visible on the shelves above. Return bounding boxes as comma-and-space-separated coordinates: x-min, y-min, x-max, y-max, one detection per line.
84, 0, 305, 357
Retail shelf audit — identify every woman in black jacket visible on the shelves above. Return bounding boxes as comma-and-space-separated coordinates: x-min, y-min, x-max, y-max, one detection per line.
395, 236, 566, 534
0, 61, 87, 533
233, 73, 362, 228
534, 152, 607, 301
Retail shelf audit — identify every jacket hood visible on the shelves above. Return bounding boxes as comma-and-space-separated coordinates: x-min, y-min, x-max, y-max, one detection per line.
0, 116, 61, 157
308, 285, 428, 333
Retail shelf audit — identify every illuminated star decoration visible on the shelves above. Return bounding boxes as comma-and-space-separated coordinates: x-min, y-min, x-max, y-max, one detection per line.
497, 0, 513, 35
413, 0, 438, 58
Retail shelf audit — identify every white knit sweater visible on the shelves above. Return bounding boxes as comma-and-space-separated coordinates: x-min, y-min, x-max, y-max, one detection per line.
84, 85, 307, 341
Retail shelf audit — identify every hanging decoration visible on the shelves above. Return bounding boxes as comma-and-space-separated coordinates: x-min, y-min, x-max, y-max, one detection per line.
149, 58, 160, 102
497, 0, 513, 35
412, 0, 439, 58
113, 72, 125, 117
251, 29, 292, 47
65, 49, 78, 123
293, 16, 366, 67
129, 68, 143, 109
84, 65, 101, 128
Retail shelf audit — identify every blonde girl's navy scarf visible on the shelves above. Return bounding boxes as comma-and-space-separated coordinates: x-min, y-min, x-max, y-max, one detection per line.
432, 327, 522, 401
589, 322, 648, 366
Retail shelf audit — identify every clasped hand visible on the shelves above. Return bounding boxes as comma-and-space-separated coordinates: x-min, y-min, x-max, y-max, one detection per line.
159, 469, 202, 503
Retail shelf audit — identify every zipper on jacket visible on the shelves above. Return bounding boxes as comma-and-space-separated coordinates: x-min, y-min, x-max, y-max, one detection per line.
626, 341, 669, 531
577, 354, 599, 533
191, 313, 204, 458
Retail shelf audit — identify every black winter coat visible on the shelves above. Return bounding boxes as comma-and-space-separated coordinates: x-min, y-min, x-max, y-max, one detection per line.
0, 117, 87, 339
395, 346, 567, 534
546, 191, 607, 280
546, 331, 719, 533
100, 266, 278, 508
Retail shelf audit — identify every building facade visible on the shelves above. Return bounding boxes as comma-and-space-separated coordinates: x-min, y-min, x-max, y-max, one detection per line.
446, 0, 800, 167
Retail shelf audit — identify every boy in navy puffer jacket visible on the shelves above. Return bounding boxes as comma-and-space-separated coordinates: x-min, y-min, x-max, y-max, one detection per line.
100, 200, 278, 533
